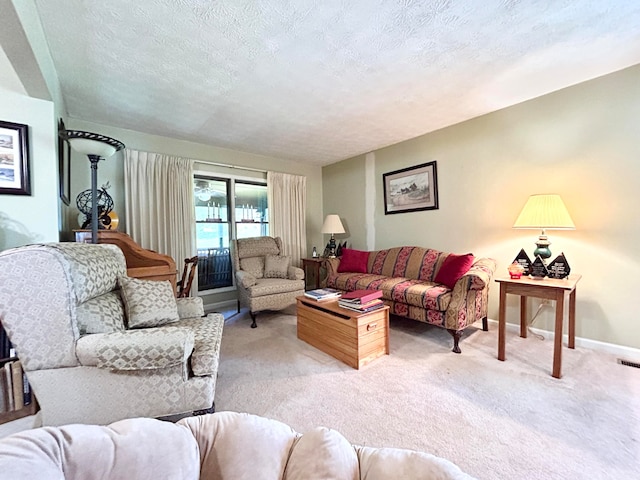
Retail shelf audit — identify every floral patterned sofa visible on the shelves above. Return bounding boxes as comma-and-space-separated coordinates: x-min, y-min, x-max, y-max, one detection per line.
324, 246, 496, 353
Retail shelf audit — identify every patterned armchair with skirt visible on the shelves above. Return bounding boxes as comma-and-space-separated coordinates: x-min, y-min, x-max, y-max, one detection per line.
231, 236, 305, 328
0, 242, 224, 426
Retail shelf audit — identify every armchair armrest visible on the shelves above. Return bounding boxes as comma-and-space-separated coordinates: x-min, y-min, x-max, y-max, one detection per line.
176, 296, 205, 319
76, 328, 195, 371
236, 270, 257, 288
288, 266, 304, 280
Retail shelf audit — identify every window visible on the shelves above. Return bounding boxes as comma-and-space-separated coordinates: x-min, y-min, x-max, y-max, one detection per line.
194, 175, 268, 292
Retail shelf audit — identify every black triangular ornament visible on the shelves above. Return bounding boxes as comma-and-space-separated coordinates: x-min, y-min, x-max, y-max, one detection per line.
530, 255, 549, 278
513, 248, 532, 276
548, 253, 571, 279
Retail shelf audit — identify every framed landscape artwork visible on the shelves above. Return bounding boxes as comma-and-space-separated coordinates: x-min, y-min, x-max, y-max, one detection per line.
383, 161, 438, 215
0, 120, 30, 196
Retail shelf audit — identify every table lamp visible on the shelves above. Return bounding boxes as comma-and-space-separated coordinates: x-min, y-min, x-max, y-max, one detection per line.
513, 194, 575, 261
321, 214, 345, 257
59, 130, 125, 244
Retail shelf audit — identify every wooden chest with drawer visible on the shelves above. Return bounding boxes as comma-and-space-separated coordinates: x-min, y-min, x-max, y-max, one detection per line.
296, 296, 389, 369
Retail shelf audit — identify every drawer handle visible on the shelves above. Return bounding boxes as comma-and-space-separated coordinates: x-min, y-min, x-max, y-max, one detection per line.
367, 323, 377, 331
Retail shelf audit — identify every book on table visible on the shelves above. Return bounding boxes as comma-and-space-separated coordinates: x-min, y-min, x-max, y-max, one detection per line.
303, 288, 342, 301
340, 289, 383, 304
339, 297, 383, 308
338, 299, 385, 313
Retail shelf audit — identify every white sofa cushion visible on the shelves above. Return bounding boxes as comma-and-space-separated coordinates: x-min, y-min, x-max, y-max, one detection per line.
180, 411, 299, 480
0, 412, 476, 479
284, 427, 359, 480
357, 446, 474, 480
0, 417, 200, 480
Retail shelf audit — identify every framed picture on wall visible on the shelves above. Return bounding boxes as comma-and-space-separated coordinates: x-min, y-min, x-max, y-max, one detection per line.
0, 120, 31, 196
383, 161, 438, 215
58, 119, 71, 205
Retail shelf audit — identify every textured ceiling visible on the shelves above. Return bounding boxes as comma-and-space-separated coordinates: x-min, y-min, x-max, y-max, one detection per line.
33, 0, 640, 166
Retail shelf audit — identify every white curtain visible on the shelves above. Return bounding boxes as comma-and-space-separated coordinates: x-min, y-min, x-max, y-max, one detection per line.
267, 171, 307, 267
124, 149, 196, 283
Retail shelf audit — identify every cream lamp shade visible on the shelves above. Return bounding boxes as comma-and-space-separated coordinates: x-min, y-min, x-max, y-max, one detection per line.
513, 194, 575, 261
321, 214, 345, 257
321, 214, 345, 235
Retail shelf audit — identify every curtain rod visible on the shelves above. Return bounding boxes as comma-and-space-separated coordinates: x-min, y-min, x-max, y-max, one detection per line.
194, 159, 267, 174
125, 148, 268, 174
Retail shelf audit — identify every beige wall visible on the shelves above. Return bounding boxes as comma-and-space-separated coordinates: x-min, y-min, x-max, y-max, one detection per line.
323, 63, 640, 350
321, 154, 367, 251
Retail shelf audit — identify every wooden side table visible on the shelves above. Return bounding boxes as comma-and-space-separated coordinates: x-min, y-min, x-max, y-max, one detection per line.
495, 274, 581, 379
301, 257, 325, 290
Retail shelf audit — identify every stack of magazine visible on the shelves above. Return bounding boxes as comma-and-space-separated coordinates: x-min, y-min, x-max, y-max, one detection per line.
303, 288, 342, 301
338, 289, 384, 313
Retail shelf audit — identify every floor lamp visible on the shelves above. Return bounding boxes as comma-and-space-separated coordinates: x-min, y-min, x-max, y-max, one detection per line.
59, 130, 125, 244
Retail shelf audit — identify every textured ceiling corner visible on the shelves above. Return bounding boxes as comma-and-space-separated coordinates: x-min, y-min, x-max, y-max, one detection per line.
30, 0, 640, 165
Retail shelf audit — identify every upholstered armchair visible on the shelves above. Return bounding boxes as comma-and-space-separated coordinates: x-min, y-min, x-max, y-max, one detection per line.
0, 243, 224, 426
230, 236, 305, 328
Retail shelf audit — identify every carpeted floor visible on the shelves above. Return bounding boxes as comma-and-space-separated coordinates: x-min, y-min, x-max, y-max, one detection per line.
215, 306, 640, 480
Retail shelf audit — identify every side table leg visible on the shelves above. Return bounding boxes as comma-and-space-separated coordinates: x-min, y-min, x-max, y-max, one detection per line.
568, 288, 576, 349
520, 296, 527, 338
498, 284, 507, 361
552, 291, 565, 379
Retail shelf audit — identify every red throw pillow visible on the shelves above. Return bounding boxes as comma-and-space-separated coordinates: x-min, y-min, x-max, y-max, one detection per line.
337, 248, 369, 273
434, 253, 475, 289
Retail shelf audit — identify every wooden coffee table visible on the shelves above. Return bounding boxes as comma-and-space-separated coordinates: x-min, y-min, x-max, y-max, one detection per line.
296, 296, 389, 369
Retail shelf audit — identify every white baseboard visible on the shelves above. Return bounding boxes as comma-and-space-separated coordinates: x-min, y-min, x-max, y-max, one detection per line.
487, 319, 640, 363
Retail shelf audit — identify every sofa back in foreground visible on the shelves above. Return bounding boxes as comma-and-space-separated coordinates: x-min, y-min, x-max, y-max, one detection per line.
0, 411, 476, 479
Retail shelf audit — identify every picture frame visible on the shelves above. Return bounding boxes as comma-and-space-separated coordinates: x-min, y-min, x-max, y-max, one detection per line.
0, 120, 30, 196
383, 161, 438, 215
58, 119, 71, 205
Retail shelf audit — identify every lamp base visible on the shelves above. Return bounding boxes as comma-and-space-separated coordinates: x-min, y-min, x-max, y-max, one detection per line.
533, 235, 552, 263
328, 237, 337, 258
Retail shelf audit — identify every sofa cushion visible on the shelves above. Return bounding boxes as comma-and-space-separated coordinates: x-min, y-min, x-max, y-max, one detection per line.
76, 291, 126, 334
247, 278, 306, 297
179, 411, 300, 480
356, 445, 474, 480
0, 418, 200, 480
434, 253, 475, 289
118, 276, 180, 329
285, 427, 359, 480
176, 296, 205, 319
369, 247, 448, 282
240, 257, 265, 278
264, 254, 291, 278
326, 273, 452, 311
338, 248, 369, 273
